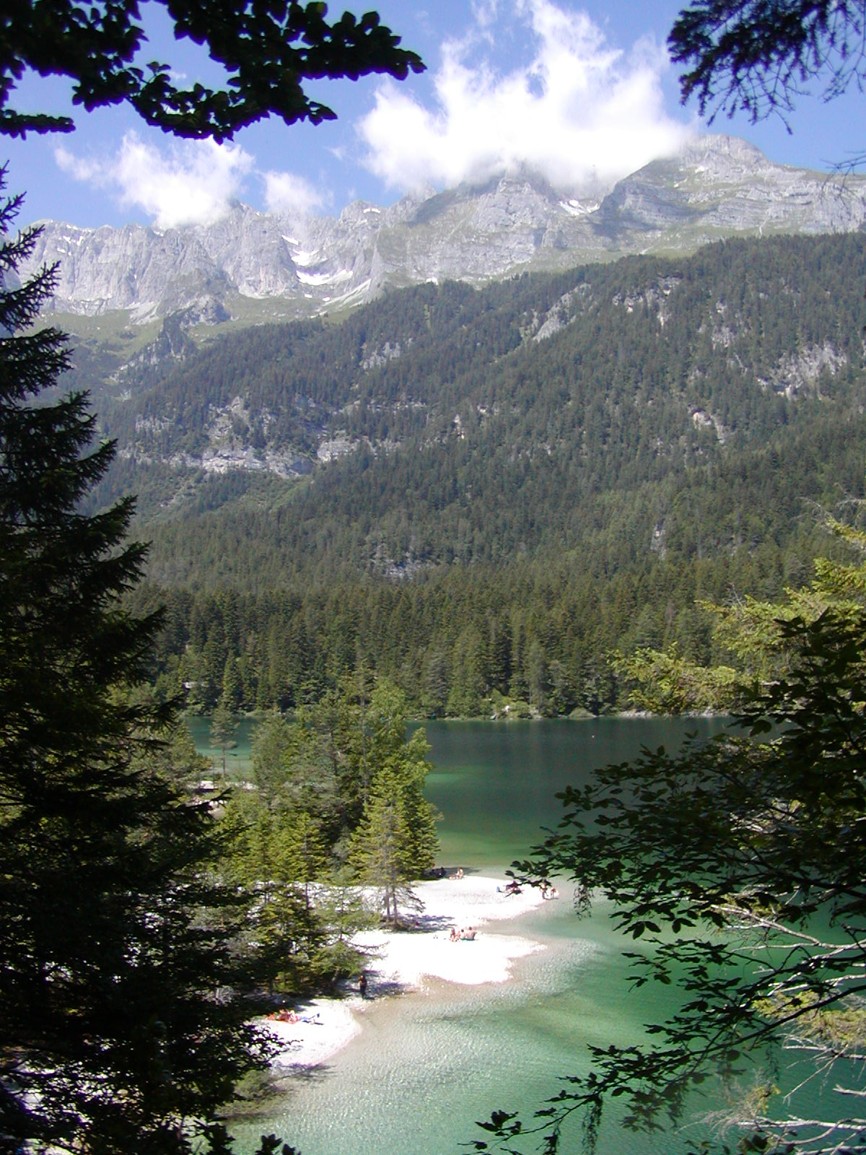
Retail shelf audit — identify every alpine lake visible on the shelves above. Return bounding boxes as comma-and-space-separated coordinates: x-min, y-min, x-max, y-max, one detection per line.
189, 715, 780, 1155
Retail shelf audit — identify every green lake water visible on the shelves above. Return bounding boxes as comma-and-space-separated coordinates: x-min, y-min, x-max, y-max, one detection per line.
185, 715, 257, 776
222, 716, 731, 1155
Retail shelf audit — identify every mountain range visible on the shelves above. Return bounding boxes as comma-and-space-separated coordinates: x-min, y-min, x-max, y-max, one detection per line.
28, 135, 866, 713
88, 228, 866, 579
82, 223, 865, 715
24, 134, 866, 335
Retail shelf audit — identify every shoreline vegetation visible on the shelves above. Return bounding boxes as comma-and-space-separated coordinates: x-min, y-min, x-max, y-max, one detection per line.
190, 707, 720, 779
254, 874, 548, 1074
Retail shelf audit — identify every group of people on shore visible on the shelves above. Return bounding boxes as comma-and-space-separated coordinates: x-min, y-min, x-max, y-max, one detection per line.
448, 925, 477, 941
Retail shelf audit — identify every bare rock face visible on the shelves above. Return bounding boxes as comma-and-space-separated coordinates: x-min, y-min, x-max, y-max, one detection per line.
21, 135, 866, 327
196, 207, 300, 299
607, 137, 866, 240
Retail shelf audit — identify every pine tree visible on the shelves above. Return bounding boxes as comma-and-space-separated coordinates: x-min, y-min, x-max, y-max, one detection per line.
0, 179, 272, 1154
348, 696, 439, 926
251, 710, 294, 811
210, 696, 238, 780
350, 791, 416, 925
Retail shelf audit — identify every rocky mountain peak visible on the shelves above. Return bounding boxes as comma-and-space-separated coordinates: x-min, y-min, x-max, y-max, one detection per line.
21, 134, 866, 331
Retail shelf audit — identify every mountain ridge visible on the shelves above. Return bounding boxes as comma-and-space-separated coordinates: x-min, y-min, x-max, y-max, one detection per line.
87, 230, 866, 544
23, 135, 866, 333
51, 213, 866, 714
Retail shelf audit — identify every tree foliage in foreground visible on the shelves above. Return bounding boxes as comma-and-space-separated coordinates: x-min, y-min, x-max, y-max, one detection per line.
0, 0, 423, 139
670, 1, 866, 126
474, 530, 866, 1154
1, 0, 423, 1146
0, 181, 294, 1153
615, 514, 866, 715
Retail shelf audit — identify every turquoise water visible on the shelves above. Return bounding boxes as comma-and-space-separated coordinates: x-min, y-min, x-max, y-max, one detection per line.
233, 903, 696, 1155
230, 717, 725, 1155
185, 714, 257, 775
421, 716, 720, 867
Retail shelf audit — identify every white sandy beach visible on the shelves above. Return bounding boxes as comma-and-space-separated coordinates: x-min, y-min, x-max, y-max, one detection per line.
261, 874, 550, 1070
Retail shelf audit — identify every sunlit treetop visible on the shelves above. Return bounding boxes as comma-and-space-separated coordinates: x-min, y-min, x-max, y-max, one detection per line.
0, 0, 425, 140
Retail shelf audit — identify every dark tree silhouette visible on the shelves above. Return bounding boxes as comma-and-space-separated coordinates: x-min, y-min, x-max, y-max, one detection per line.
1, 0, 424, 139
0, 2, 423, 1149
670, 0, 866, 124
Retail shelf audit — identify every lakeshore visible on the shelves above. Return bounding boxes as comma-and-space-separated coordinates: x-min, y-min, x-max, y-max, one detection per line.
233, 718, 726, 1155
260, 874, 549, 1071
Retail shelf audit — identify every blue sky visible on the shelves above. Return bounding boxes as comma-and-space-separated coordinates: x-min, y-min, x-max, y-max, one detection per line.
2, 0, 863, 229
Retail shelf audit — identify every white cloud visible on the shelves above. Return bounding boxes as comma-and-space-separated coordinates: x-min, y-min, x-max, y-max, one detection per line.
359, 0, 695, 195
263, 170, 327, 218
55, 132, 253, 228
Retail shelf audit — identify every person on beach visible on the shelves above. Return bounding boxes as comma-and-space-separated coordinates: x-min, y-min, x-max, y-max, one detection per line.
359, 972, 368, 997
269, 1008, 299, 1023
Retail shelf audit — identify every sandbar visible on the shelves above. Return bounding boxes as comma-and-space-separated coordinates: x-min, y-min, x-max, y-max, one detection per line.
261, 874, 551, 1070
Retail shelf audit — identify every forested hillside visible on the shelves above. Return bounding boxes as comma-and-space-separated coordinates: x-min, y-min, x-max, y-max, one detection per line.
92, 232, 866, 716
